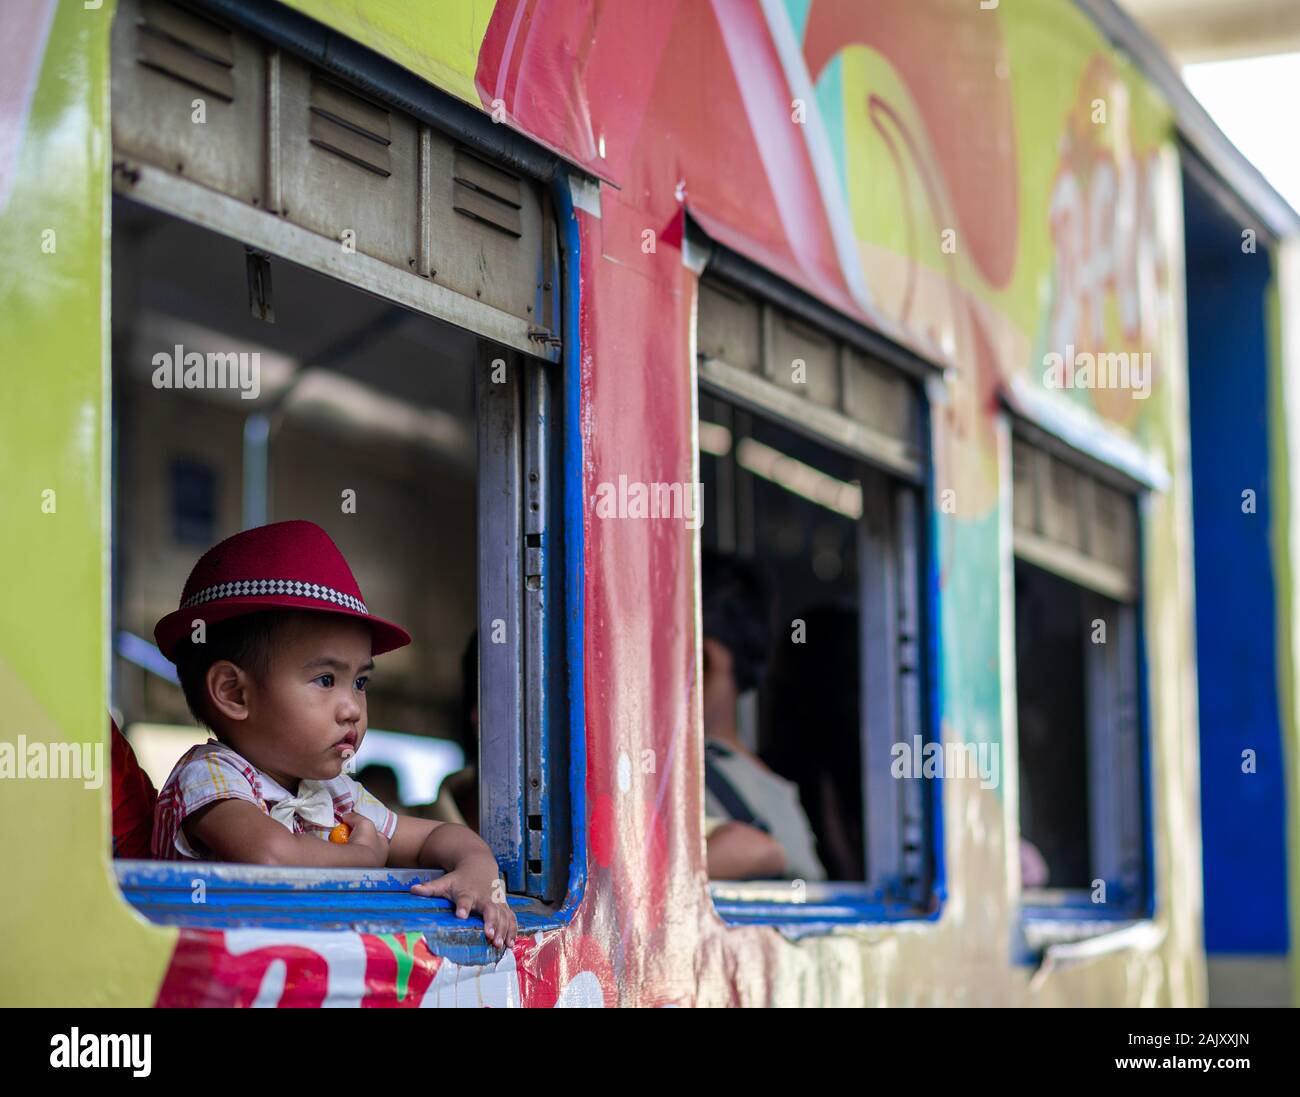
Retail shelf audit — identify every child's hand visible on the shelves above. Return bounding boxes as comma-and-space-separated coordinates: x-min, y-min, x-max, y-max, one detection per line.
410, 853, 517, 949
341, 811, 388, 867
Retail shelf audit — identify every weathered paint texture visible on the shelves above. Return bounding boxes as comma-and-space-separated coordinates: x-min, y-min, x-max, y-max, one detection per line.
1, 0, 178, 1006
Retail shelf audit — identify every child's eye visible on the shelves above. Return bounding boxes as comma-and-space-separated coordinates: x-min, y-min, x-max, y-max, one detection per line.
355, 676, 368, 692
314, 673, 335, 688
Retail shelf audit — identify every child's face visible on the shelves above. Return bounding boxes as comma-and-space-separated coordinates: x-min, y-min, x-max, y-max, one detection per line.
225, 614, 374, 785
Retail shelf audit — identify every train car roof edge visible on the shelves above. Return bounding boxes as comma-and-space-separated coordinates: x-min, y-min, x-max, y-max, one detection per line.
1076, 0, 1300, 240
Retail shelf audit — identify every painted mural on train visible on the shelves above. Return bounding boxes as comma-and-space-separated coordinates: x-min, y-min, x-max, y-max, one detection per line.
1, 0, 1295, 1009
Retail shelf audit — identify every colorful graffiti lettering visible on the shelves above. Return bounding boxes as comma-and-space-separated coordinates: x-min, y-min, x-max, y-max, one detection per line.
153, 929, 614, 1007
1047, 60, 1168, 383
156, 930, 529, 1008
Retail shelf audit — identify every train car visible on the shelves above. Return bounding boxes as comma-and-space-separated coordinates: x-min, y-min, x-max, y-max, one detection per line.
2, 0, 1297, 1007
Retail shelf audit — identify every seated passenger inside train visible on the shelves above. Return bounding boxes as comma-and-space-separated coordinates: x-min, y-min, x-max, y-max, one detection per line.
702, 550, 826, 882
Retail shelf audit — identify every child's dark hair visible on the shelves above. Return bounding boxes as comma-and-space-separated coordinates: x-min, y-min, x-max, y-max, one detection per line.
701, 549, 773, 693
173, 612, 293, 730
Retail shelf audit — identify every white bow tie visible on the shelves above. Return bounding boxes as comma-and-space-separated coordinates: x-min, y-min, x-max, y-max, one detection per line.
268, 779, 337, 834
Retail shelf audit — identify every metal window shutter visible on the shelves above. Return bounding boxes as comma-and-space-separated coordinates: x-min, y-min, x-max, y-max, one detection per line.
697, 280, 761, 374
112, 0, 265, 206
843, 347, 915, 448
110, 0, 557, 359
276, 56, 419, 272
428, 145, 547, 325
1011, 436, 1140, 603
768, 311, 837, 406
696, 275, 922, 480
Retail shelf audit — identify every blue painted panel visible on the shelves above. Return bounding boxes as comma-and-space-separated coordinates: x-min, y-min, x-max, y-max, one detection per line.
1185, 172, 1290, 955
111, 168, 591, 949
709, 331, 945, 930
1021, 890, 1145, 919
923, 398, 948, 912
710, 885, 942, 929
116, 861, 563, 946
553, 171, 589, 920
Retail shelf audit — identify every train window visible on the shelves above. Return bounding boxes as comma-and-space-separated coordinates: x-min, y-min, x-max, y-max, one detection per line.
107, 0, 574, 930
1011, 433, 1147, 918
110, 205, 569, 911
697, 272, 936, 919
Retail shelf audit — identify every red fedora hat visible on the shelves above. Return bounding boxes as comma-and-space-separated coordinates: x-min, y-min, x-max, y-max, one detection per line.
154, 520, 411, 661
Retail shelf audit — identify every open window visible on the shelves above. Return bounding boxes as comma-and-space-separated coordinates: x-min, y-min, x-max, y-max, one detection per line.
695, 265, 937, 922
1010, 428, 1149, 926
108, 0, 575, 934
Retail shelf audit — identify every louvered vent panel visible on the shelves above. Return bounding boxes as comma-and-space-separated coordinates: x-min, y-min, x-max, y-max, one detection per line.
136, 0, 235, 100
308, 76, 392, 177
452, 151, 524, 237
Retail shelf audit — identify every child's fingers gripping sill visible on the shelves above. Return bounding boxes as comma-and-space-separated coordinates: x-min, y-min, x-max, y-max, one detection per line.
408, 870, 518, 949
393, 815, 518, 948
183, 798, 388, 867
485, 900, 517, 950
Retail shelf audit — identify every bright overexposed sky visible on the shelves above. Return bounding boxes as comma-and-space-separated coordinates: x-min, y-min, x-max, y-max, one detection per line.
1183, 51, 1300, 214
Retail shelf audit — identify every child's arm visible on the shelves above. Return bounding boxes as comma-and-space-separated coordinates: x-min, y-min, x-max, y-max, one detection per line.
184, 800, 388, 867
389, 815, 517, 948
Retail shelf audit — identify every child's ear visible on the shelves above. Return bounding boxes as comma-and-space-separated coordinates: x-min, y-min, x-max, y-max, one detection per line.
206, 660, 251, 722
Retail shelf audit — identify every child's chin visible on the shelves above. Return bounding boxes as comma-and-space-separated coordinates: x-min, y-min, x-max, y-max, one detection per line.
308, 758, 347, 780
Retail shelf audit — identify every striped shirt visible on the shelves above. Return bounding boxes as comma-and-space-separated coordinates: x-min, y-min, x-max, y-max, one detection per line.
152, 740, 397, 861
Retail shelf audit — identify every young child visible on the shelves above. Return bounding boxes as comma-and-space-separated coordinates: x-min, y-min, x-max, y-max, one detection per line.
150, 520, 516, 949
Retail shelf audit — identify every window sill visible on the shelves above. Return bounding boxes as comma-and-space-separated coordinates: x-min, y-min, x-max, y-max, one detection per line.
115, 860, 563, 943
1018, 888, 1154, 958
1021, 919, 1164, 975
709, 880, 942, 935
1021, 886, 1146, 920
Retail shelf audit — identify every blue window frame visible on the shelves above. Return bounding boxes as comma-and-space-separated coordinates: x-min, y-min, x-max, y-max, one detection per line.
692, 256, 944, 928
108, 0, 590, 955
116, 863, 568, 948
1010, 428, 1153, 946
